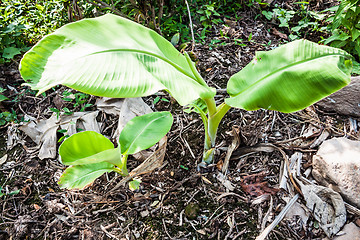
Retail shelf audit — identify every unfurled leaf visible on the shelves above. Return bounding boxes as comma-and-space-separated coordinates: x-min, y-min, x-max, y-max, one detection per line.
59, 131, 120, 165
58, 162, 114, 189
119, 111, 173, 155
226, 40, 352, 113
19, 14, 215, 106
184, 98, 208, 114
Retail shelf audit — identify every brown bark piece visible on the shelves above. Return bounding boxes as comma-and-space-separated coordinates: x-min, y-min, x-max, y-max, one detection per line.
316, 76, 360, 117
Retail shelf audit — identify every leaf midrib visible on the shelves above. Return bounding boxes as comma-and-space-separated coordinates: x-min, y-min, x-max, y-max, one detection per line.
88, 49, 203, 86
229, 53, 349, 97
65, 148, 118, 165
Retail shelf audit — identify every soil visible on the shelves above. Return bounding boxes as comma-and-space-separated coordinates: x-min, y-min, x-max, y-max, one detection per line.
1, 1, 360, 240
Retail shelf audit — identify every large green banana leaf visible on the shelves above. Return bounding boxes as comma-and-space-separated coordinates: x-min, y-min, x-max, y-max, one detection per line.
19, 14, 215, 106
226, 40, 352, 113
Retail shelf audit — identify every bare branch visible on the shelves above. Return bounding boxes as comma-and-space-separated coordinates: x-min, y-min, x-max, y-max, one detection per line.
184, 0, 195, 52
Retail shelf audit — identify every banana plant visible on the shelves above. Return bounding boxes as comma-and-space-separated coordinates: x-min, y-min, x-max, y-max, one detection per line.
58, 111, 173, 189
19, 14, 352, 167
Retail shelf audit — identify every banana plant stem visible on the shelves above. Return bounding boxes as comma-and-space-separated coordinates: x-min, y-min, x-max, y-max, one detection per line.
119, 154, 129, 176
202, 100, 232, 164
113, 154, 129, 176
113, 167, 127, 176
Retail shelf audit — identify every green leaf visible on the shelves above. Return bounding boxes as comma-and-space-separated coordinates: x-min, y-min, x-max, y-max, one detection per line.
19, 14, 215, 106
129, 178, 142, 191
8, 189, 20, 196
0, 95, 8, 102
58, 162, 114, 189
200, 16, 208, 22
324, 30, 351, 44
331, 0, 356, 30
59, 131, 120, 165
50, 108, 60, 113
58, 135, 69, 143
0, 186, 20, 197
119, 111, 173, 155
351, 59, 360, 75
171, 33, 180, 46
2, 47, 21, 59
262, 11, 273, 20
351, 28, 360, 41
153, 96, 161, 105
226, 40, 352, 113
184, 98, 208, 114
62, 107, 73, 115
35, 4, 45, 12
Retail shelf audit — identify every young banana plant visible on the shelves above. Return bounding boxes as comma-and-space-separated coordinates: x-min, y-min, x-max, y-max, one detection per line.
20, 14, 352, 168
58, 111, 173, 190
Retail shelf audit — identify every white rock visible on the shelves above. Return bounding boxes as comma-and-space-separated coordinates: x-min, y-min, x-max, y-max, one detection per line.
312, 138, 360, 208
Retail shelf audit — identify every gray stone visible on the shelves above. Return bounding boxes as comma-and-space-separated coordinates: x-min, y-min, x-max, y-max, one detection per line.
300, 183, 346, 237
334, 223, 360, 240
312, 138, 360, 208
316, 76, 360, 117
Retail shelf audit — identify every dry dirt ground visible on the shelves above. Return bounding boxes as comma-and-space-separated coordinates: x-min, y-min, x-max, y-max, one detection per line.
1, 1, 360, 239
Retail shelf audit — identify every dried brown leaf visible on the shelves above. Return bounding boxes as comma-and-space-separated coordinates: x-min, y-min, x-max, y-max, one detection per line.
111, 136, 168, 191
272, 28, 288, 39
241, 172, 279, 197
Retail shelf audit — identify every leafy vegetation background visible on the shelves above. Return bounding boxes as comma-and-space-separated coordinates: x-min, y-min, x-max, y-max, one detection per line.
3, 0, 357, 63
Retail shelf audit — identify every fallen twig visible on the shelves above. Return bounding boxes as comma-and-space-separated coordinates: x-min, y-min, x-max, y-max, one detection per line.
345, 202, 360, 216
162, 219, 176, 240
100, 224, 120, 240
216, 192, 247, 202
224, 213, 235, 240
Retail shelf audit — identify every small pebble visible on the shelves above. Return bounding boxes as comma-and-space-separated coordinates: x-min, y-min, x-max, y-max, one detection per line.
140, 210, 149, 218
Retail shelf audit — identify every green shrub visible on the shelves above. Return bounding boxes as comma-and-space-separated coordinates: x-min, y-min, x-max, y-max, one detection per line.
324, 0, 360, 72
262, 2, 327, 41
0, 0, 69, 63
